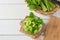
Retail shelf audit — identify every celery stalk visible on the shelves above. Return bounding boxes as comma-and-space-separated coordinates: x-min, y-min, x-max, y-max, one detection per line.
49, 1, 56, 9
41, 2, 47, 11
39, 0, 47, 11
44, 0, 50, 11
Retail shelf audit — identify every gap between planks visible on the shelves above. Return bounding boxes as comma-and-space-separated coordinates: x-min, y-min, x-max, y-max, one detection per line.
0, 19, 48, 20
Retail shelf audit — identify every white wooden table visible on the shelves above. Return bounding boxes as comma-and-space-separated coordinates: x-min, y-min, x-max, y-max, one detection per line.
0, 0, 60, 40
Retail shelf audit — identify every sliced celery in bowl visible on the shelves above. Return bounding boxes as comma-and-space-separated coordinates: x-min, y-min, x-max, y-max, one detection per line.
22, 12, 44, 35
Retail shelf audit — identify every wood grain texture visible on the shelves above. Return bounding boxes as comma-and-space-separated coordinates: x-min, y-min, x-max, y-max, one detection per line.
44, 16, 60, 40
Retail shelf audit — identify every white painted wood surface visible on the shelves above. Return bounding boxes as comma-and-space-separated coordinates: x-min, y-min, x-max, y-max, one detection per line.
0, 36, 32, 40
0, 0, 24, 3
0, 4, 50, 19
0, 0, 59, 40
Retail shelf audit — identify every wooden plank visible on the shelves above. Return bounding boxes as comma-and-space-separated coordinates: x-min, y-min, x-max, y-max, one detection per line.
0, 36, 44, 40
0, 20, 21, 34
0, 0, 24, 3
0, 36, 32, 40
44, 16, 60, 40
0, 5, 29, 19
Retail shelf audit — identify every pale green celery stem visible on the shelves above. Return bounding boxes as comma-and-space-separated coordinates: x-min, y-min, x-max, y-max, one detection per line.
44, 0, 50, 11
41, 2, 47, 11
49, 1, 56, 9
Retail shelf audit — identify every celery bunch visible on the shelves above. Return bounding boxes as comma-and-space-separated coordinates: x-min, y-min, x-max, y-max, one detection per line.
26, 0, 56, 12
